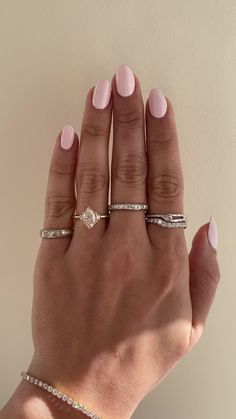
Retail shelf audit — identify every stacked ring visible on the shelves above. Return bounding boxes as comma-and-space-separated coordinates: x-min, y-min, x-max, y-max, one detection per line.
40, 205, 188, 237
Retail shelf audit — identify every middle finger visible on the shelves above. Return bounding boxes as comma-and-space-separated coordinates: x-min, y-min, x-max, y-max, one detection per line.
110, 65, 148, 230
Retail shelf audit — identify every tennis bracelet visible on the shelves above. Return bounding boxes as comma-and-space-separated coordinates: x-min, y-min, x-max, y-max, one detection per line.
21, 371, 102, 419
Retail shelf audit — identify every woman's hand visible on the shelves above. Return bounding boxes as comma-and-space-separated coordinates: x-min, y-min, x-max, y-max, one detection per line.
6, 65, 220, 419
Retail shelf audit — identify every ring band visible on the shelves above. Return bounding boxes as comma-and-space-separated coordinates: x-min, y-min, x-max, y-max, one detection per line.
108, 203, 148, 211
40, 228, 74, 238
145, 213, 187, 221
145, 213, 187, 228
146, 219, 187, 228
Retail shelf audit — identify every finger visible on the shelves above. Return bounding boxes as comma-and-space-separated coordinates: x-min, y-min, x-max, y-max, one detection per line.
40, 126, 79, 257
188, 217, 220, 350
145, 89, 185, 247
110, 64, 148, 231
70, 80, 112, 249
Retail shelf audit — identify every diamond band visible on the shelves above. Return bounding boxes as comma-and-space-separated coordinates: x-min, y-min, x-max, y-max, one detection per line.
108, 203, 148, 211
21, 371, 101, 419
146, 218, 187, 228
40, 229, 74, 238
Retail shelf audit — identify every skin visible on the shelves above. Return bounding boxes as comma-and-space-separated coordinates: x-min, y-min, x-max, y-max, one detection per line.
0, 71, 220, 419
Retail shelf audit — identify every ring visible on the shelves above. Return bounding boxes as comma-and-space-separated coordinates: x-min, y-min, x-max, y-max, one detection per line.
72, 207, 109, 229
108, 203, 148, 211
145, 213, 187, 229
40, 228, 74, 238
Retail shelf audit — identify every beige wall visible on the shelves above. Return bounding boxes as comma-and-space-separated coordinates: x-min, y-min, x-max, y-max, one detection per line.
0, 1, 235, 417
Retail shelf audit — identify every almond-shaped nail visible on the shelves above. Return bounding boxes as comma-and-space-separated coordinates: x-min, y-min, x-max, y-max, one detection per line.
92, 79, 111, 109
208, 216, 218, 251
60, 125, 75, 150
116, 64, 135, 97
148, 88, 167, 118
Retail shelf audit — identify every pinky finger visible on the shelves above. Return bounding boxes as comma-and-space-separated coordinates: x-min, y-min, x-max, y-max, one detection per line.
188, 217, 220, 350
40, 126, 79, 257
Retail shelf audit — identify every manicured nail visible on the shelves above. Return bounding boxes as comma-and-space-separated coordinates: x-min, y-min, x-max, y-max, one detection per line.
208, 216, 218, 251
92, 79, 111, 109
148, 88, 167, 118
116, 64, 135, 97
60, 125, 75, 150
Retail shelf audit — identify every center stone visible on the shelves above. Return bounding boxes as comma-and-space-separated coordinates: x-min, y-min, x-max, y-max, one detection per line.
80, 207, 99, 229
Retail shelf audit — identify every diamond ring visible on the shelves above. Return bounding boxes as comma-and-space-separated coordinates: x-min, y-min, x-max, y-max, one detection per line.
72, 207, 109, 229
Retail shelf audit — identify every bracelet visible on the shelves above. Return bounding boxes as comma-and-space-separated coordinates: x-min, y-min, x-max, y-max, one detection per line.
21, 371, 102, 419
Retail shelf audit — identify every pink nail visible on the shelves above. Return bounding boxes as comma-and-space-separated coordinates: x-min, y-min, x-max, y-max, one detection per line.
92, 79, 111, 109
148, 88, 167, 118
60, 125, 75, 150
116, 64, 135, 97
208, 216, 218, 251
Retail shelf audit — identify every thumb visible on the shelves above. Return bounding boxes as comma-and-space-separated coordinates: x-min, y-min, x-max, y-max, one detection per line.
188, 216, 221, 350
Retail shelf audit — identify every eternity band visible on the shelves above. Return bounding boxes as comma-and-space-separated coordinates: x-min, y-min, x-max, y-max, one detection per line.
40, 228, 74, 238
21, 371, 102, 419
108, 203, 148, 211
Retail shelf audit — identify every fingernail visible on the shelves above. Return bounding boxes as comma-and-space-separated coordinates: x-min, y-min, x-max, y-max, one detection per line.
116, 64, 135, 97
60, 125, 75, 150
148, 88, 167, 118
92, 79, 111, 109
208, 216, 218, 251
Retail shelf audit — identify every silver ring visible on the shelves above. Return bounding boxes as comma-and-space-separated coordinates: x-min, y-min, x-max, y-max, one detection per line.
146, 213, 187, 221
145, 213, 187, 228
108, 203, 148, 211
40, 228, 74, 238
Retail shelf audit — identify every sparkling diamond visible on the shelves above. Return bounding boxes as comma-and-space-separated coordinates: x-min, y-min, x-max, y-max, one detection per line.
52, 388, 58, 396
30, 377, 34, 383
79, 207, 99, 229
43, 383, 48, 390
57, 392, 63, 398
62, 394, 68, 402
67, 398, 73, 405
47, 386, 53, 392
33, 379, 38, 385
72, 401, 78, 408
38, 381, 43, 387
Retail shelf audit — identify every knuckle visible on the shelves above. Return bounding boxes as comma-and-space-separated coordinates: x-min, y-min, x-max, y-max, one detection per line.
188, 325, 204, 350
82, 122, 108, 139
114, 155, 147, 186
49, 161, 73, 177
78, 166, 107, 194
149, 134, 176, 152
148, 172, 183, 201
205, 263, 221, 286
45, 195, 75, 218
173, 331, 190, 358
160, 258, 179, 291
151, 253, 179, 297
104, 240, 137, 281
116, 110, 144, 130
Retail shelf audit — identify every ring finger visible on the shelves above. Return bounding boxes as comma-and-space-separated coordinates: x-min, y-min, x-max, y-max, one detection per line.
146, 89, 185, 248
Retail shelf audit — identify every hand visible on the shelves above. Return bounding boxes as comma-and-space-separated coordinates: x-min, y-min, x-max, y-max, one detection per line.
12, 65, 220, 419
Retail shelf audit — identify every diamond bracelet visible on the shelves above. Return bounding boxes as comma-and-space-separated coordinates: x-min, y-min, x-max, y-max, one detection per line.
21, 371, 102, 419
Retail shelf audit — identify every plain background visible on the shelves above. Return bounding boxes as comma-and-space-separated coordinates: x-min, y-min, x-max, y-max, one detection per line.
0, 1, 235, 418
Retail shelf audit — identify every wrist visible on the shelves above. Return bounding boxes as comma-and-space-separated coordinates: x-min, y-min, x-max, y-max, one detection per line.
0, 379, 85, 419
